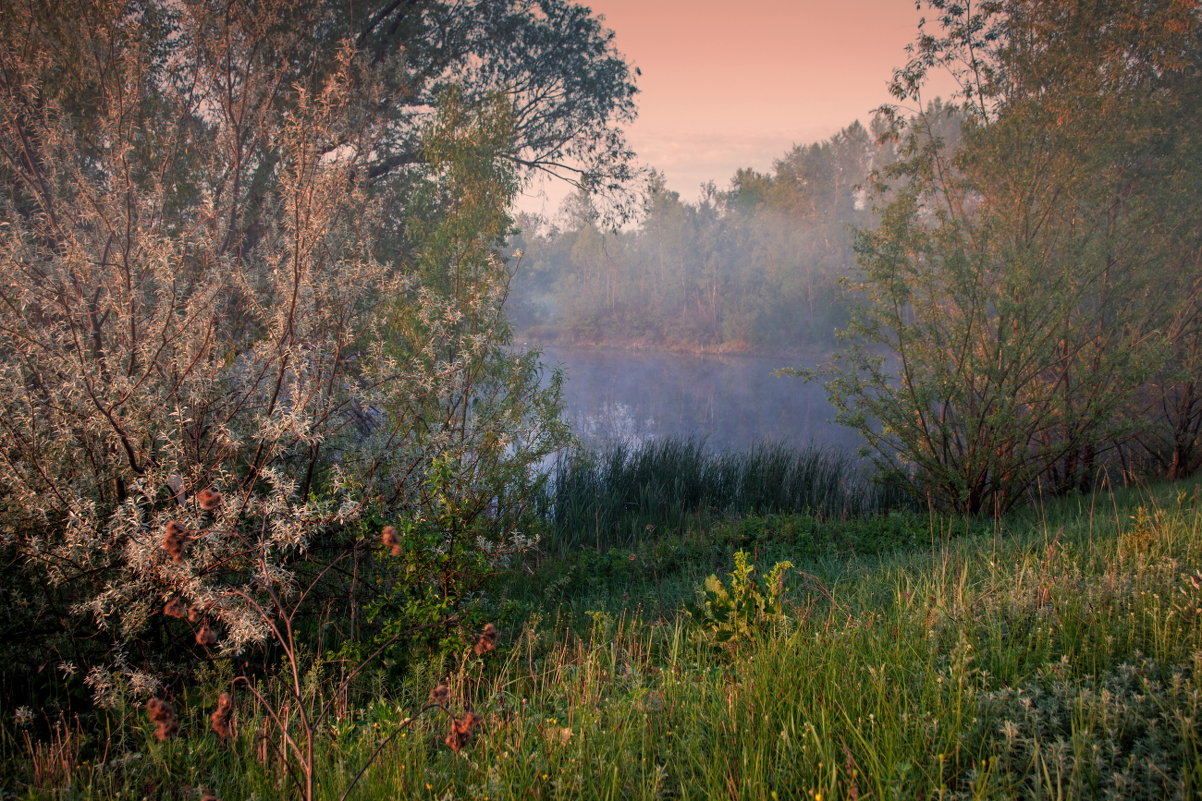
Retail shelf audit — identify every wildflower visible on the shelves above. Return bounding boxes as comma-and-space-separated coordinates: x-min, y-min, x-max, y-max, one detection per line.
196, 620, 218, 646
163, 597, 186, 618
146, 697, 179, 741
430, 684, 450, 706
444, 711, 481, 752
13, 706, 33, 727
211, 692, 234, 740
381, 525, 401, 556
163, 521, 188, 562
473, 622, 498, 656
197, 487, 223, 511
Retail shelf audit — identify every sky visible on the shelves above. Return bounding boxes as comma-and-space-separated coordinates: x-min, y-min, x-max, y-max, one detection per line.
516, 0, 958, 217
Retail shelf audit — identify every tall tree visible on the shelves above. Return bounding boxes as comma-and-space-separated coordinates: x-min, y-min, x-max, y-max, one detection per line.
822, 0, 1202, 513
0, 0, 627, 685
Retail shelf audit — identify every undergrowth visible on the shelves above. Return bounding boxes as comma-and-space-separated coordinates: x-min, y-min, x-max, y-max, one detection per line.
6, 481, 1202, 799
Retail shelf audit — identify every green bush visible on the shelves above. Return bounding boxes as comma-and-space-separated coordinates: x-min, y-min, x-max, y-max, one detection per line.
687, 551, 794, 646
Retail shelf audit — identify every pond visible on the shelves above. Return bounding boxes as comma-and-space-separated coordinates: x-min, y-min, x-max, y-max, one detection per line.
531, 345, 862, 454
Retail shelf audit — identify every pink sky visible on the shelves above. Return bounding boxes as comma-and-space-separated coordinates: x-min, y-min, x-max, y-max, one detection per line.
517, 0, 958, 216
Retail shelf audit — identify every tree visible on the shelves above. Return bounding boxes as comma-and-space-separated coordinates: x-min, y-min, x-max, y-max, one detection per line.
821, 0, 1202, 513
0, 0, 628, 697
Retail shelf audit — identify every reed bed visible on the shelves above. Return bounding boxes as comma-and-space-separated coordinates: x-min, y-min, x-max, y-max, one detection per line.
540, 438, 908, 553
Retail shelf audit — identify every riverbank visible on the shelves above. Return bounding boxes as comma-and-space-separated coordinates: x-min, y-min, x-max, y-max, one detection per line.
513, 328, 837, 361
12, 480, 1201, 799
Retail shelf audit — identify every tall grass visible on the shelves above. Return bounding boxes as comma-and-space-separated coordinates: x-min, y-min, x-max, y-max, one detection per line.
9, 483, 1202, 800
540, 438, 908, 553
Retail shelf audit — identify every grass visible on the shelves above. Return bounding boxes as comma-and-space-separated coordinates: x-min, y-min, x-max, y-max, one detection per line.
539, 438, 909, 554
6, 480, 1202, 799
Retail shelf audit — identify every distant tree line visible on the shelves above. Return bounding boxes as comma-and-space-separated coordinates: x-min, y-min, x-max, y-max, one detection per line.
508, 115, 935, 352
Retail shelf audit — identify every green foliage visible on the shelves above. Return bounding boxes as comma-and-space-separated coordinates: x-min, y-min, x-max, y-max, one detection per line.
541, 437, 907, 554
820, 0, 1202, 514
0, 0, 629, 714
10, 480, 1202, 800
686, 551, 794, 646
356, 454, 519, 674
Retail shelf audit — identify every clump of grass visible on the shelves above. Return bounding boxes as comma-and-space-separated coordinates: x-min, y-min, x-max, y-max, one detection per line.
541, 437, 908, 553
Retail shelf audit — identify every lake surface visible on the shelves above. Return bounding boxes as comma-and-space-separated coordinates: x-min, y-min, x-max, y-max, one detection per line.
533, 346, 861, 454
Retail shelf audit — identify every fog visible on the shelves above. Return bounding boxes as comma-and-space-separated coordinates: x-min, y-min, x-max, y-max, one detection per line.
535, 346, 860, 454
505, 116, 932, 454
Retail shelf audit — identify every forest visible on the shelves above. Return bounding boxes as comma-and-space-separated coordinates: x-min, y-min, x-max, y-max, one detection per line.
2, 0, 1201, 799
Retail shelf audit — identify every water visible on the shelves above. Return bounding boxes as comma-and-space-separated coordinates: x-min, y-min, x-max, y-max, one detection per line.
532, 346, 861, 454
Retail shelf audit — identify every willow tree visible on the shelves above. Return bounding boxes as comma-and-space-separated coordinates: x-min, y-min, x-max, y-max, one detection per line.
822, 0, 1202, 513
0, 0, 635, 690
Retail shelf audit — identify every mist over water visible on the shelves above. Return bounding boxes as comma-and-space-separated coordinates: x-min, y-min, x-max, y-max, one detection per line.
535, 345, 860, 454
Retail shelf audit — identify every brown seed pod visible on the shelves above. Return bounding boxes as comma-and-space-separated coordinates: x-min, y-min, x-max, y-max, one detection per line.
381, 525, 401, 556
444, 711, 482, 753
163, 597, 186, 618
197, 487, 223, 511
473, 622, 498, 656
162, 521, 188, 562
195, 620, 217, 646
210, 692, 235, 739
147, 697, 179, 741
430, 684, 450, 706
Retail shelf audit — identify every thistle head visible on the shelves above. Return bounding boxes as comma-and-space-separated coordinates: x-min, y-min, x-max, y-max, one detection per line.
473, 622, 498, 656
197, 488, 223, 511
163, 597, 186, 618
195, 620, 217, 646
146, 697, 178, 741
381, 525, 401, 556
444, 711, 482, 752
162, 521, 188, 562
210, 691, 235, 739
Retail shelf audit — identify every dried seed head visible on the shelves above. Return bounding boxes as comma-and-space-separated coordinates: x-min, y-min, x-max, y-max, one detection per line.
381, 525, 401, 556
430, 684, 450, 705
163, 521, 187, 562
163, 597, 186, 618
157, 717, 180, 740
473, 622, 498, 656
187, 604, 203, 624
147, 697, 179, 741
197, 488, 223, 511
444, 711, 482, 752
146, 697, 173, 721
210, 692, 235, 739
196, 621, 217, 646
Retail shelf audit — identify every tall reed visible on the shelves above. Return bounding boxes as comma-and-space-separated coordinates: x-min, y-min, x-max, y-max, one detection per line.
540, 438, 908, 553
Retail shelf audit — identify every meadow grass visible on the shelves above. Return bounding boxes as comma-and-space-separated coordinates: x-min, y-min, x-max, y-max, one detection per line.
6, 480, 1202, 799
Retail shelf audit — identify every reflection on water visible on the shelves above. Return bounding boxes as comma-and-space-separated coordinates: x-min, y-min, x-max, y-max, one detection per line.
533, 346, 860, 454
